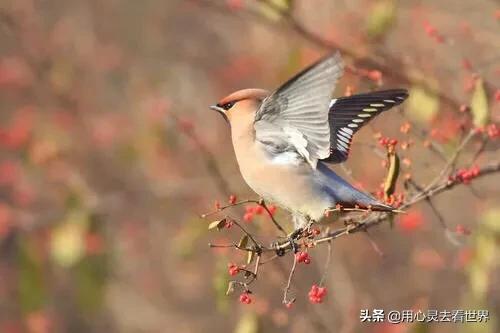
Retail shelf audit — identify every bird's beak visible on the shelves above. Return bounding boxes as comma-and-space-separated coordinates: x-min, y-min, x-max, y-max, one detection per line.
210, 105, 225, 113
210, 105, 229, 123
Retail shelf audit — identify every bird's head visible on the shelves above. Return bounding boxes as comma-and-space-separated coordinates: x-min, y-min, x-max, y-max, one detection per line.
210, 88, 269, 124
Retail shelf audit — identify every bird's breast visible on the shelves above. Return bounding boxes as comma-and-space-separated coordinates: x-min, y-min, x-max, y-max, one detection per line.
232, 137, 331, 220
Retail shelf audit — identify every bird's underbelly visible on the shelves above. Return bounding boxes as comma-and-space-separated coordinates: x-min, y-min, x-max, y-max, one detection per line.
239, 159, 332, 221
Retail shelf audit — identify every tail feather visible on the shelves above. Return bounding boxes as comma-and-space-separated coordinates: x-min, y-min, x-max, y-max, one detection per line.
317, 162, 393, 211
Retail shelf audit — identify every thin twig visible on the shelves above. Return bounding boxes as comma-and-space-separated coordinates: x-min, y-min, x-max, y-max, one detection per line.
282, 254, 298, 304
318, 240, 333, 286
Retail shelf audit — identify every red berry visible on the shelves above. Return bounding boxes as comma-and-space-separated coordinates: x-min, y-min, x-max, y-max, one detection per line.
228, 263, 240, 276
228, 195, 237, 204
254, 205, 264, 215
367, 70, 382, 82
308, 284, 328, 304
316, 287, 327, 298
455, 224, 471, 236
495, 89, 500, 102
399, 210, 424, 233
239, 293, 252, 304
245, 206, 255, 214
226, 0, 244, 11
295, 251, 311, 264
285, 302, 294, 309
267, 205, 277, 215
486, 124, 499, 139
243, 212, 253, 223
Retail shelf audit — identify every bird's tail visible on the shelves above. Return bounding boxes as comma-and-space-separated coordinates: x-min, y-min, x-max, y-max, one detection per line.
317, 162, 394, 211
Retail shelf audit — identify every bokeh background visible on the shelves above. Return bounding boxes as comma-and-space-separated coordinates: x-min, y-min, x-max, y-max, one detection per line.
0, 0, 499, 332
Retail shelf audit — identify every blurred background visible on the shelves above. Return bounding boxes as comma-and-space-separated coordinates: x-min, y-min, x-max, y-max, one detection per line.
0, 0, 499, 332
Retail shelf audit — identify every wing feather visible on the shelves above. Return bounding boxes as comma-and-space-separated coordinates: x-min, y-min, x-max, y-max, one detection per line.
254, 52, 344, 167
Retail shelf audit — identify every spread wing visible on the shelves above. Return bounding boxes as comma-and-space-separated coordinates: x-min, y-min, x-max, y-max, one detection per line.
254, 52, 344, 168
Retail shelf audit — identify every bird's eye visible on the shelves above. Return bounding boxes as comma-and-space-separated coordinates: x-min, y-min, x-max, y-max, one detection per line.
218, 101, 235, 110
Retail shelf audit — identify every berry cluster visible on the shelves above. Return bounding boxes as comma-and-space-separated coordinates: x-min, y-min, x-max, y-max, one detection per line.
295, 251, 311, 264
384, 192, 405, 208
486, 124, 499, 139
239, 292, 252, 304
450, 165, 480, 184
243, 204, 277, 223
228, 263, 240, 276
308, 285, 327, 304
378, 137, 398, 148
476, 123, 499, 139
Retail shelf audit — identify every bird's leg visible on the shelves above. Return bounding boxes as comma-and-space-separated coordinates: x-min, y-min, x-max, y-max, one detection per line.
273, 228, 301, 255
287, 215, 315, 252
272, 215, 313, 255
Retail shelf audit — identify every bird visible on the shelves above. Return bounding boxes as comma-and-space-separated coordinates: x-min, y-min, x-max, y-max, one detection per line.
210, 52, 408, 231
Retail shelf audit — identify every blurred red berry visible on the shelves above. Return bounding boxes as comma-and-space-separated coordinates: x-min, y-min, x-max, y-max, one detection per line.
285, 302, 294, 309
228, 194, 237, 204
423, 21, 437, 36
295, 251, 311, 264
462, 58, 472, 71
254, 205, 264, 215
455, 247, 473, 268
378, 136, 398, 149
239, 292, 252, 304
367, 70, 382, 83
308, 284, 328, 304
400, 122, 411, 134
267, 205, 277, 216
494, 89, 500, 102
455, 224, 471, 236
228, 263, 240, 276
452, 165, 480, 184
486, 124, 499, 139
399, 210, 424, 233
226, 0, 244, 11
243, 212, 253, 223
214, 200, 221, 210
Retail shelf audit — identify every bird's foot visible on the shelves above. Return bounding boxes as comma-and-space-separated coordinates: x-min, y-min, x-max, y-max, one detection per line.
273, 228, 302, 255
